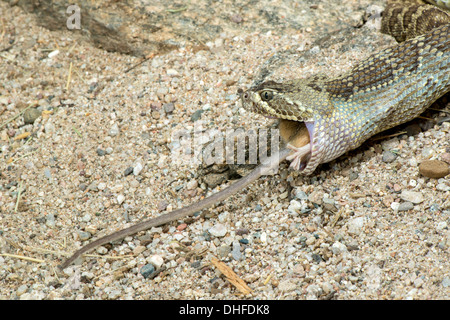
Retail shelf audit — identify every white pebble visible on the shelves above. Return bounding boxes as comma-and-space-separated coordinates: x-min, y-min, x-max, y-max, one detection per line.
117, 194, 125, 205
209, 223, 227, 237
436, 221, 447, 231
98, 182, 106, 190
148, 254, 164, 268
260, 232, 267, 243
166, 69, 179, 76
400, 190, 424, 204
109, 123, 119, 136
133, 162, 143, 175
48, 49, 60, 58
331, 241, 348, 255
288, 200, 301, 215
347, 217, 366, 235
391, 201, 400, 211
436, 183, 450, 192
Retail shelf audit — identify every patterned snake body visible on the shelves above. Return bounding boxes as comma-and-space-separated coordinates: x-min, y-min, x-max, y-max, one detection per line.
241, 3, 449, 175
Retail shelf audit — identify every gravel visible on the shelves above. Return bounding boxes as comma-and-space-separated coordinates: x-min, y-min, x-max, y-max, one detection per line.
0, 0, 448, 300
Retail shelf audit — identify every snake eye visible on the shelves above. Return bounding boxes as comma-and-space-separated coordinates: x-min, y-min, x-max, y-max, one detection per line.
260, 90, 273, 101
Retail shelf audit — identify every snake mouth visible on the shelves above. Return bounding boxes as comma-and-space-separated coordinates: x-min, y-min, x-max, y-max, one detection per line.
239, 88, 319, 173
276, 118, 314, 172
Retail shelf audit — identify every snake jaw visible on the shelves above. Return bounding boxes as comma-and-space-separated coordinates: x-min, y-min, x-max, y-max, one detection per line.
239, 87, 321, 173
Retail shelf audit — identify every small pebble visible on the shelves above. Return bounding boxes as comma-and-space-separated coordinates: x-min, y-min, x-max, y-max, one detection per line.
442, 277, 450, 288
419, 160, 449, 178
400, 190, 424, 204
148, 254, 164, 268
109, 123, 119, 136
117, 194, 125, 205
23, 108, 41, 124
397, 201, 414, 211
217, 245, 230, 258
278, 280, 297, 292
209, 223, 227, 237
239, 238, 249, 244
98, 182, 106, 190
347, 217, 365, 235
236, 228, 249, 236
78, 231, 91, 241
382, 150, 397, 163
163, 103, 175, 113
45, 214, 55, 227
124, 166, 133, 176
140, 264, 156, 279
151, 111, 160, 119
331, 241, 348, 255
96, 148, 106, 156
166, 68, 179, 76
295, 190, 308, 200
133, 162, 143, 175
157, 200, 168, 211
349, 171, 359, 181
16, 284, 28, 296
190, 109, 204, 122
231, 241, 242, 261
288, 200, 301, 215
421, 147, 433, 159
436, 183, 450, 192
441, 153, 450, 165
96, 246, 108, 255
44, 168, 52, 180
311, 253, 323, 263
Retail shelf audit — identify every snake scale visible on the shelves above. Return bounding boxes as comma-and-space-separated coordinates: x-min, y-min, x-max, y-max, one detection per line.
61, 0, 450, 268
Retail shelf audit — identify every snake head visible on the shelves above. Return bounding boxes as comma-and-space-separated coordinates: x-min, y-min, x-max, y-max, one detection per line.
238, 79, 329, 175
238, 80, 315, 122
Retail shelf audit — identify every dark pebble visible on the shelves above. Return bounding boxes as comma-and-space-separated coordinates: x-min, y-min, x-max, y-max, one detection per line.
5, 181, 18, 189
312, 253, 323, 263
140, 264, 156, 279
236, 228, 250, 236
239, 238, 249, 244
190, 109, 204, 122
124, 166, 134, 176
203, 231, 211, 241
23, 108, 41, 124
96, 148, 106, 156
163, 103, 175, 113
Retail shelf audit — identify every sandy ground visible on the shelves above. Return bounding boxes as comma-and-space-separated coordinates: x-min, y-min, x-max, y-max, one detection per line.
0, 0, 449, 300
